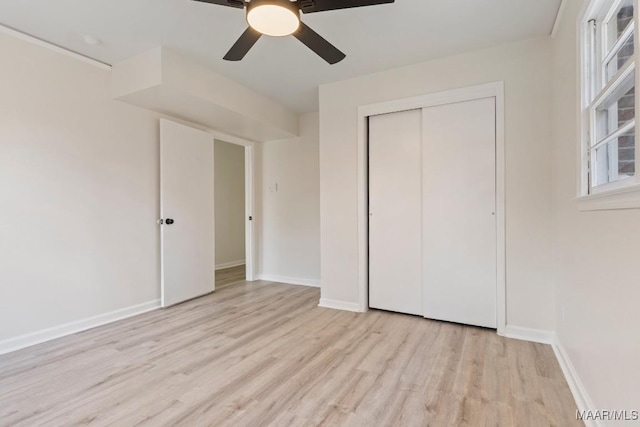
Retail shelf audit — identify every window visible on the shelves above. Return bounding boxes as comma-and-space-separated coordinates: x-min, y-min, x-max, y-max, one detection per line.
581, 0, 639, 205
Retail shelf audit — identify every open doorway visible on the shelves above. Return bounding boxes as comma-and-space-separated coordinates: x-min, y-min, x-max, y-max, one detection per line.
159, 120, 256, 307
214, 140, 246, 287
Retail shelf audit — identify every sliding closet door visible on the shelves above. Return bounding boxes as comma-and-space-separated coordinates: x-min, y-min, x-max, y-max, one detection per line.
422, 98, 497, 328
368, 109, 422, 315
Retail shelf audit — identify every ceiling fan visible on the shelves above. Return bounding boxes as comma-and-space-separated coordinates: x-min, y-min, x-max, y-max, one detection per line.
192, 0, 395, 64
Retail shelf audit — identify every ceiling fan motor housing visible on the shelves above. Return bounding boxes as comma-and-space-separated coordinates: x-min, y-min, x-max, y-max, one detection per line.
246, 0, 301, 37
194, 0, 394, 63
246, 0, 301, 21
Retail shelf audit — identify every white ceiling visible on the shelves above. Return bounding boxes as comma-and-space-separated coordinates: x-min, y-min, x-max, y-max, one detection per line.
0, 0, 561, 112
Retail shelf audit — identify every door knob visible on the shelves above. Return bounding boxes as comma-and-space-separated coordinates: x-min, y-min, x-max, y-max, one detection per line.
165, 218, 175, 225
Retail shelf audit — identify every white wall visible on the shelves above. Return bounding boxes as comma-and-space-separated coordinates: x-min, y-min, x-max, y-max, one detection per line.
256, 112, 321, 286
0, 28, 315, 348
0, 32, 161, 341
111, 47, 299, 142
214, 140, 245, 268
319, 38, 555, 331
551, 0, 640, 415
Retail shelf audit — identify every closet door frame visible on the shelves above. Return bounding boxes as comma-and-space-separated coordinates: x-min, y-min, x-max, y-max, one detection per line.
356, 81, 506, 336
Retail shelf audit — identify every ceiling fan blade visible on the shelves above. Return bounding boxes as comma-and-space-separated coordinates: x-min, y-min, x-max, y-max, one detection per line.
299, 0, 394, 14
223, 27, 261, 61
191, 0, 245, 9
293, 22, 345, 64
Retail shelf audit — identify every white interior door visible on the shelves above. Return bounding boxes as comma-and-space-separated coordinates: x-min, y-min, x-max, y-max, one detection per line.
422, 98, 497, 328
368, 109, 423, 315
160, 119, 215, 307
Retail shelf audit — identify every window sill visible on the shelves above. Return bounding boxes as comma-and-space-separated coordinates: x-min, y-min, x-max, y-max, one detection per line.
577, 183, 640, 211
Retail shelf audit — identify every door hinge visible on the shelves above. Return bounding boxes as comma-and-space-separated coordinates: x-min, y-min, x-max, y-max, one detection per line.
249, 216, 253, 221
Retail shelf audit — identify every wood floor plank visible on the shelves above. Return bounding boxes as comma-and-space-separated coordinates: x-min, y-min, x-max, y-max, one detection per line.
0, 267, 581, 426
215, 264, 247, 288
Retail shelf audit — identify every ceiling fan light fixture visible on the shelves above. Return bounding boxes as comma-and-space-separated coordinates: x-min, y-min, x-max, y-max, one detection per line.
246, 0, 300, 37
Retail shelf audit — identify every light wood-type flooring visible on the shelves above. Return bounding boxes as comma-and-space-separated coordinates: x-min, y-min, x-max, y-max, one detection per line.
216, 264, 247, 288
0, 266, 581, 426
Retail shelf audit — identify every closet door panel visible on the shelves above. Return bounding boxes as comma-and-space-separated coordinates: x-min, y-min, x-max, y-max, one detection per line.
422, 98, 497, 328
368, 109, 423, 315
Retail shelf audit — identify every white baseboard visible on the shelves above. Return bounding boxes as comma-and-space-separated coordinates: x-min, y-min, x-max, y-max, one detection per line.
552, 334, 600, 427
257, 274, 320, 288
503, 325, 555, 344
0, 299, 161, 355
503, 327, 598, 426
318, 298, 362, 312
215, 260, 246, 270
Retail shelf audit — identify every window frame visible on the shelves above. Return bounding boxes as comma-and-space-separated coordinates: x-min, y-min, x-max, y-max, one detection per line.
578, 0, 640, 210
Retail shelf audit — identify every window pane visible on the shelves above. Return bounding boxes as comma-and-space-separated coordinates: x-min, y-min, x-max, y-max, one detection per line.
595, 71, 635, 141
593, 127, 636, 187
605, 31, 634, 83
618, 127, 636, 177
605, 0, 634, 53
593, 142, 612, 186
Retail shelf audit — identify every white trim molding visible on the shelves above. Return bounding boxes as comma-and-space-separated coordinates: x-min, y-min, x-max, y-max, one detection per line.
258, 274, 320, 288
576, 0, 640, 212
0, 23, 111, 71
356, 81, 507, 335
577, 183, 640, 210
318, 298, 363, 312
243, 143, 257, 282
215, 260, 246, 270
504, 327, 599, 426
552, 334, 601, 427
503, 325, 555, 344
0, 300, 161, 355
504, 328, 600, 426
